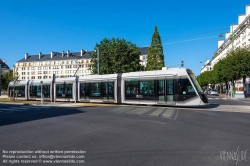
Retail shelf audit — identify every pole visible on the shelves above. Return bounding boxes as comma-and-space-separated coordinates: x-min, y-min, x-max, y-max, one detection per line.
231, 25, 235, 98
231, 25, 234, 51
96, 47, 100, 75
41, 81, 43, 105
0, 64, 2, 96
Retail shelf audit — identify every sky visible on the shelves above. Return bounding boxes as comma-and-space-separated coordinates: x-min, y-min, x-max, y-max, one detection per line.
1, 0, 250, 76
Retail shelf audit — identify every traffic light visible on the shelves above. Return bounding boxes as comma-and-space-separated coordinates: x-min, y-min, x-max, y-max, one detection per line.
181, 61, 184, 67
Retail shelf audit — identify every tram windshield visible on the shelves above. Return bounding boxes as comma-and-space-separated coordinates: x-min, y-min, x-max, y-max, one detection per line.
187, 70, 203, 93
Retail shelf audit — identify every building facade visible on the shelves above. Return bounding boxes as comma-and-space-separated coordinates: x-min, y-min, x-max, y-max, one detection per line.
139, 47, 149, 68
201, 5, 250, 73
15, 48, 148, 80
0, 59, 10, 74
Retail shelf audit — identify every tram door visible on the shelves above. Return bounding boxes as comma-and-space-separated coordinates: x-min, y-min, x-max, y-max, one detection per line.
157, 77, 175, 105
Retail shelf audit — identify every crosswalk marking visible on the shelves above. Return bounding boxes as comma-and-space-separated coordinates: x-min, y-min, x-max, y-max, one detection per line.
9, 107, 28, 110
0, 108, 14, 111
109, 106, 175, 119
150, 108, 164, 117
126, 108, 151, 115
208, 98, 228, 100
162, 109, 174, 118
110, 107, 134, 113
0, 105, 51, 113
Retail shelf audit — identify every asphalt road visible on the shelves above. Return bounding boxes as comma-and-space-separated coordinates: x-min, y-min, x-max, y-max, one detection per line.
0, 103, 250, 166
208, 95, 250, 105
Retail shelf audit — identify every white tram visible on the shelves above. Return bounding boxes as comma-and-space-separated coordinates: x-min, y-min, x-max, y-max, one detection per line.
8, 68, 208, 106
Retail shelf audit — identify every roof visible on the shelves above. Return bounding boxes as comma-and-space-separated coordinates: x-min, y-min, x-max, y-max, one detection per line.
0, 59, 10, 69
17, 47, 149, 63
139, 47, 149, 55
17, 51, 93, 63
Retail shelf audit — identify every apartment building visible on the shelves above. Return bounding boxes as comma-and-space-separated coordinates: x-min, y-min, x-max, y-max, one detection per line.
0, 59, 10, 74
15, 50, 92, 80
201, 4, 250, 73
15, 47, 148, 80
139, 47, 149, 67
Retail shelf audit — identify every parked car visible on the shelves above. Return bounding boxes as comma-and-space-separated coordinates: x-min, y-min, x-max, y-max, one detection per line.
210, 90, 219, 96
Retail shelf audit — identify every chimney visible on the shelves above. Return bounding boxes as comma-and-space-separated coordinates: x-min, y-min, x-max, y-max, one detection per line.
67, 50, 70, 57
25, 53, 29, 60
51, 51, 53, 58
39, 52, 42, 59
62, 51, 64, 57
80, 49, 85, 56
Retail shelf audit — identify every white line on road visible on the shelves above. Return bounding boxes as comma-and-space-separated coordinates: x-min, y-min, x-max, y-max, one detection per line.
0, 108, 15, 111
162, 109, 174, 118
150, 108, 164, 117
126, 108, 151, 115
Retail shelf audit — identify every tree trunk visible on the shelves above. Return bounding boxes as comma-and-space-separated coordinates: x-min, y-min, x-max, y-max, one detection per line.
243, 76, 246, 98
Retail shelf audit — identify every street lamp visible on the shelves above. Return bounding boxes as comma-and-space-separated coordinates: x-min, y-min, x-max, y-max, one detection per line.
41, 81, 43, 105
95, 47, 100, 75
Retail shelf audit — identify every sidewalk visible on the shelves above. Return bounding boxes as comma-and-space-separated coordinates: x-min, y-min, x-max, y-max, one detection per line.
219, 93, 250, 101
0, 94, 8, 98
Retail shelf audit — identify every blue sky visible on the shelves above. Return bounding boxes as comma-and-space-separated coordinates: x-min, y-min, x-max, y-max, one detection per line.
1, 0, 249, 76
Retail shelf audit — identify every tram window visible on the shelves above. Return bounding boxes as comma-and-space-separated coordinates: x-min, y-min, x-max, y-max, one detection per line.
56, 84, 72, 98
139, 80, 154, 95
108, 82, 114, 99
30, 85, 50, 98
158, 80, 165, 94
178, 78, 195, 95
166, 79, 174, 95
125, 80, 138, 95
80, 83, 89, 99
9, 86, 25, 97
90, 83, 101, 97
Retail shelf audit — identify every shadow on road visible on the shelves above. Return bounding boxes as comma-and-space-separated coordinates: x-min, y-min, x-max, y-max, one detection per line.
0, 105, 85, 126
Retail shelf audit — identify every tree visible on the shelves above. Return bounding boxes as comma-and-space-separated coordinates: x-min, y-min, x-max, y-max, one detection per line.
1, 70, 14, 90
197, 70, 215, 89
146, 26, 164, 71
90, 38, 142, 74
225, 47, 250, 97
213, 58, 229, 94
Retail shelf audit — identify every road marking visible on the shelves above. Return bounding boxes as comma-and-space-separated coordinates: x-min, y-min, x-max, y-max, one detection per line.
126, 108, 151, 115
110, 107, 133, 114
0, 108, 15, 111
150, 108, 164, 117
143, 120, 166, 125
162, 109, 174, 118
9, 107, 28, 110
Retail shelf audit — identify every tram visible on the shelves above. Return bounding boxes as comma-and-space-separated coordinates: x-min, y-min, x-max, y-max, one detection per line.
8, 68, 208, 106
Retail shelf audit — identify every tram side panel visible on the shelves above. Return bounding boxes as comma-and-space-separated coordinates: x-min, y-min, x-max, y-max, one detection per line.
28, 79, 53, 101
54, 78, 76, 102
78, 77, 118, 103
8, 81, 29, 100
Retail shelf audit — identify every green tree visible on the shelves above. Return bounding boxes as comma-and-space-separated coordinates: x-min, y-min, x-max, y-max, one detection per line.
1, 70, 14, 90
224, 47, 250, 97
90, 38, 142, 74
146, 26, 164, 71
213, 58, 229, 94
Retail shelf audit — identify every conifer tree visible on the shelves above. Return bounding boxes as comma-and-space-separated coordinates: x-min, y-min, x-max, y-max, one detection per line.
146, 26, 164, 71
